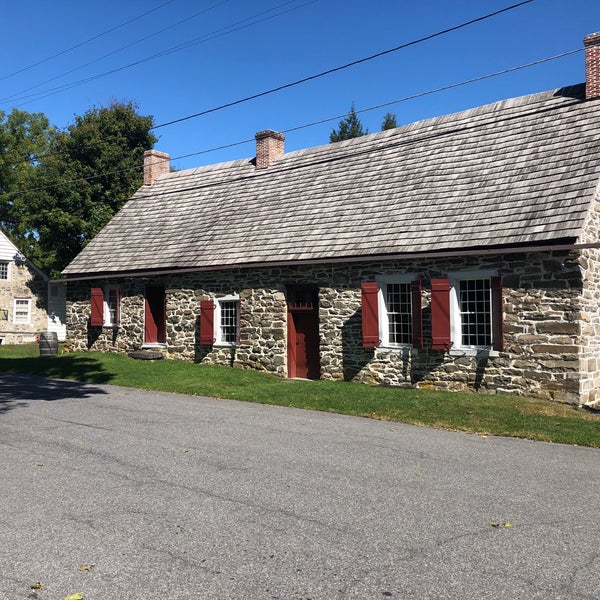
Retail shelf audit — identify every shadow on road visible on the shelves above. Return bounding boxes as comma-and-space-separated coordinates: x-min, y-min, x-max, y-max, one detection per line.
0, 372, 110, 415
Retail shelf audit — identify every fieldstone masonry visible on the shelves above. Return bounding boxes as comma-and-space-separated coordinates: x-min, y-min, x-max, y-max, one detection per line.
0, 261, 47, 344
576, 184, 600, 406
67, 248, 596, 404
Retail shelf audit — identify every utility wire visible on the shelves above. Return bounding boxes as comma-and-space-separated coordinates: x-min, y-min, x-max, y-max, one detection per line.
2, 0, 318, 108
10, 0, 537, 163
4, 44, 579, 199
0, 0, 178, 83
0, 0, 234, 104
284, 48, 585, 134
152, 0, 535, 129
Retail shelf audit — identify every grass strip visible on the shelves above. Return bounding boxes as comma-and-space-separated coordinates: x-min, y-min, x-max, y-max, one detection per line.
1, 344, 598, 447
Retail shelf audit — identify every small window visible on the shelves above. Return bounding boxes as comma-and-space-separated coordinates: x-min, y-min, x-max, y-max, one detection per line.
104, 286, 120, 327
385, 282, 413, 345
13, 298, 31, 324
216, 296, 239, 345
447, 270, 502, 351
375, 276, 418, 348
458, 279, 491, 347
0, 261, 8, 280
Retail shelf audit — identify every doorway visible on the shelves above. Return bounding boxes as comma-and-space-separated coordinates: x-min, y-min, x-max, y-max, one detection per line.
287, 285, 320, 379
145, 285, 166, 344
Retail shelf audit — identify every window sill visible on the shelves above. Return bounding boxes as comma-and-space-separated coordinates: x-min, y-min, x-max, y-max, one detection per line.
213, 342, 237, 348
375, 345, 413, 355
449, 348, 499, 358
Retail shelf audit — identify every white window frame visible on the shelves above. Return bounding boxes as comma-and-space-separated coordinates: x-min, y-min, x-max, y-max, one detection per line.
377, 274, 415, 349
13, 298, 31, 324
0, 261, 9, 280
103, 285, 120, 327
215, 294, 240, 346
448, 269, 498, 355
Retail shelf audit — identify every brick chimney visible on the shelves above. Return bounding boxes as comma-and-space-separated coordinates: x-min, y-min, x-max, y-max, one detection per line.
255, 130, 285, 169
584, 31, 600, 100
143, 150, 170, 185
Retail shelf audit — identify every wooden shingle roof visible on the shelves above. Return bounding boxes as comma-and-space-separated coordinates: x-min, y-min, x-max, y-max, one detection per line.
63, 84, 600, 276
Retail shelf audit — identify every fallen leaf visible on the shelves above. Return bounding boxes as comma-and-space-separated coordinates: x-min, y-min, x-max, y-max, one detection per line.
30, 582, 43, 590
415, 473, 423, 477
182, 448, 190, 453
36, 463, 44, 467
64, 593, 84, 600
490, 521, 512, 528
78, 564, 93, 572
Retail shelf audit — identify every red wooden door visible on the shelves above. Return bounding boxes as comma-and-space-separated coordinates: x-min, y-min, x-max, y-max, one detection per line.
145, 286, 166, 343
289, 312, 320, 379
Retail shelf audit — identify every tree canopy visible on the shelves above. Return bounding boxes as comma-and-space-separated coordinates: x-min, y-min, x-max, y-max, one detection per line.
330, 105, 399, 143
1, 101, 156, 275
381, 112, 398, 130
0, 109, 56, 243
329, 103, 367, 142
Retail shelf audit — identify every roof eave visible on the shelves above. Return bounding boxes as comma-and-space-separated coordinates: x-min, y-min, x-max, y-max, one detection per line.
59, 238, 587, 282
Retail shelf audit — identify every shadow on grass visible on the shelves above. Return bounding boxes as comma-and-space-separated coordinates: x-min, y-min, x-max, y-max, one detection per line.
0, 356, 115, 414
0, 355, 115, 384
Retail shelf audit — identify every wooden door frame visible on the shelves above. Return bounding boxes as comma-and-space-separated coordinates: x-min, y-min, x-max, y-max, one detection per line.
144, 285, 166, 344
286, 284, 320, 379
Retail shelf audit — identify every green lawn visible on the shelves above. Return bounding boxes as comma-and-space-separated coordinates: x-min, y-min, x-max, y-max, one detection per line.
1, 344, 599, 447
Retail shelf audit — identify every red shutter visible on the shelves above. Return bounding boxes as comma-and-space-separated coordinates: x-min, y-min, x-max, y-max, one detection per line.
361, 282, 380, 348
491, 276, 504, 352
200, 300, 215, 345
431, 278, 451, 350
411, 280, 423, 349
90, 287, 104, 327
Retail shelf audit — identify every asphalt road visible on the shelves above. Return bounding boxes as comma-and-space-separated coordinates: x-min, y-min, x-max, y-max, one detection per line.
0, 372, 598, 600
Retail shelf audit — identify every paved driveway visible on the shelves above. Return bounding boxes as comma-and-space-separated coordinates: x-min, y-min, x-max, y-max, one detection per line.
1, 372, 598, 599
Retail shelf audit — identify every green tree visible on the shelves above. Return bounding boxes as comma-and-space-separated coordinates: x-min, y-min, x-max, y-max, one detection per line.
381, 112, 397, 130
330, 103, 367, 142
25, 101, 157, 275
0, 109, 56, 248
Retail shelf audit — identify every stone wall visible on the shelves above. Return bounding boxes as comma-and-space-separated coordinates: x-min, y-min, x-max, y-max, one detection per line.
577, 182, 600, 406
66, 249, 587, 402
0, 260, 47, 344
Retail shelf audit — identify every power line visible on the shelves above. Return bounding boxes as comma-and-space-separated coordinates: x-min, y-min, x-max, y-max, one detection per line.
284, 48, 585, 135
152, 0, 535, 129
2, 0, 318, 108
7, 0, 537, 163
3, 44, 578, 199
0, 0, 179, 83
0, 0, 234, 104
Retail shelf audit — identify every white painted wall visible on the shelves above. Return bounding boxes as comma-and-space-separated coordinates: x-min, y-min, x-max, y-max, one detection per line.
47, 282, 67, 341
0, 230, 19, 261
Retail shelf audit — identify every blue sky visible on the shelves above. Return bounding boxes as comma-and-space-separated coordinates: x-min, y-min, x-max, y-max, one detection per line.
1, 0, 599, 170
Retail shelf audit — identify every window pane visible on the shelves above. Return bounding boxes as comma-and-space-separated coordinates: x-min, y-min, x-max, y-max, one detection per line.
220, 301, 238, 343
14, 299, 30, 324
386, 283, 412, 344
459, 279, 491, 347
0, 262, 8, 279
106, 289, 118, 325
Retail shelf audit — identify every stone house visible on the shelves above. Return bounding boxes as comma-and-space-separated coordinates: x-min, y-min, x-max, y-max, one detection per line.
63, 33, 600, 406
0, 230, 49, 344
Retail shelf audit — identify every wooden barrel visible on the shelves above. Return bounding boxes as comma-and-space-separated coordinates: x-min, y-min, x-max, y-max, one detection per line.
39, 331, 58, 356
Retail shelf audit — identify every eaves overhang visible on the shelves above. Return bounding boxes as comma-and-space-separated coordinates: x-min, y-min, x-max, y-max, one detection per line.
56, 238, 592, 283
